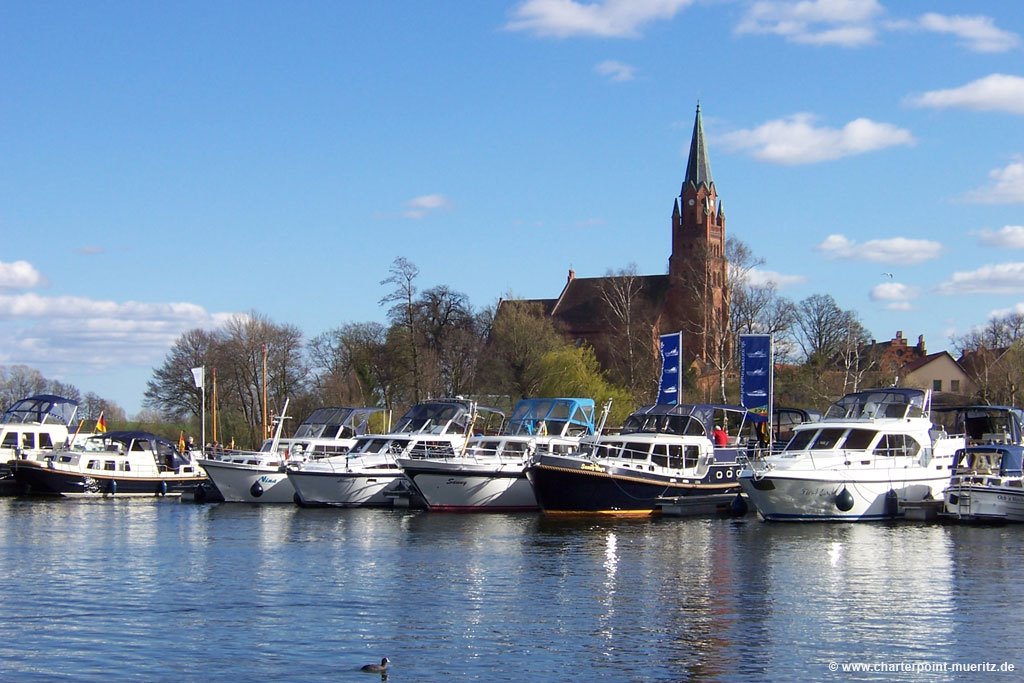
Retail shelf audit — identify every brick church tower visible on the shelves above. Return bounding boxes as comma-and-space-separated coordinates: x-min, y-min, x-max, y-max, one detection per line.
666, 103, 730, 368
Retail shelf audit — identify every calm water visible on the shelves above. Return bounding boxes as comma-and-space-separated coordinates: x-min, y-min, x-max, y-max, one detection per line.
0, 498, 1021, 682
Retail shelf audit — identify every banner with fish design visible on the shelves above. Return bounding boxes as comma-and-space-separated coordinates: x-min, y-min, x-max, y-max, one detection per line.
739, 334, 772, 417
658, 332, 682, 404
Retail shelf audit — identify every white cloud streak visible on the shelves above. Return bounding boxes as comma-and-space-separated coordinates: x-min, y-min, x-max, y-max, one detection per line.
719, 113, 915, 164
0, 261, 44, 289
964, 158, 1024, 204
595, 60, 636, 82
916, 13, 1021, 53
906, 74, 1024, 115
505, 0, 694, 38
815, 234, 942, 264
937, 263, 1024, 295
736, 0, 883, 47
975, 225, 1024, 248
870, 281, 919, 311
402, 194, 452, 219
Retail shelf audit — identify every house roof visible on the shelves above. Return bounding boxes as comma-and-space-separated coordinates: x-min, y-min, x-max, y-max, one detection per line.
902, 350, 958, 374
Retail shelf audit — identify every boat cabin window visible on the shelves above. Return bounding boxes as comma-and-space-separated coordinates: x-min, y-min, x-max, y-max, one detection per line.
1, 432, 17, 448
352, 438, 393, 454
408, 440, 457, 459
104, 461, 116, 471
873, 434, 921, 458
87, 460, 99, 470
784, 430, 818, 451
38, 433, 53, 449
811, 428, 846, 449
500, 441, 529, 456
619, 442, 650, 460
121, 462, 131, 472
841, 429, 877, 450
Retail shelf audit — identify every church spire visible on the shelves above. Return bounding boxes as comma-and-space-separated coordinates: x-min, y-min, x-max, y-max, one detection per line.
683, 102, 713, 193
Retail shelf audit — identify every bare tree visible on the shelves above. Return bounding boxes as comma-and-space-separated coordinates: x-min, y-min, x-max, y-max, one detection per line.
600, 264, 657, 396
380, 257, 422, 402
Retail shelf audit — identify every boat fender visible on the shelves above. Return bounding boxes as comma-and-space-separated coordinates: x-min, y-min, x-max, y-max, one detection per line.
730, 494, 749, 517
250, 481, 264, 498
194, 484, 208, 503
158, 481, 168, 496
884, 489, 899, 517
108, 479, 117, 495
835, 487, 854, 512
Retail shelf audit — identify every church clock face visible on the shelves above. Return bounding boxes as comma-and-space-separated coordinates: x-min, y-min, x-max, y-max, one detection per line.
688, 199, 695, 205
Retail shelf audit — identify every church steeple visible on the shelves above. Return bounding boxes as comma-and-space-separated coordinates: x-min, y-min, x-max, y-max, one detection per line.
683, 102, 714, 193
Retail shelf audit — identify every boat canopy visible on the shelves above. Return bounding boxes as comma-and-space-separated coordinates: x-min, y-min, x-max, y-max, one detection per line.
823, 388, 928, 421
292, 407, 386, 439
392, 399, 504, 435
80, 431, 191, 467
931, 405, 1024, 445
505, 398, 596, 437
953, 445, 1024, 477
1, 394, 79, 426
621, 403, 760, 437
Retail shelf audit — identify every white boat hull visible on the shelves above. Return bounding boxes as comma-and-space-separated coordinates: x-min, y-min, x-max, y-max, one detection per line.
287, 468, 406, 507
739, 467, 949, 521
401, 460, 536, 511
944, 484, 1024, 522
200, 459, 295, 503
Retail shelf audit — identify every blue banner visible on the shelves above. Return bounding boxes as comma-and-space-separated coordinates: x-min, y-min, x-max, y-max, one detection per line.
658, 332, 682, 404
739, 334, 772, 417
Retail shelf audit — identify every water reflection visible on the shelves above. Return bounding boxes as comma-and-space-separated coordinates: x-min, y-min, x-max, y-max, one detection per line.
0, 500, 1021, 681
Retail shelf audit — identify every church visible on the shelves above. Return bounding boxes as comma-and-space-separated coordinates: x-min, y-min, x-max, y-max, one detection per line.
509, 104, 730, 386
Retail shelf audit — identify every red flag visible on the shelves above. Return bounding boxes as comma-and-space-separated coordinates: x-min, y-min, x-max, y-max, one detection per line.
96, 413, 107, 433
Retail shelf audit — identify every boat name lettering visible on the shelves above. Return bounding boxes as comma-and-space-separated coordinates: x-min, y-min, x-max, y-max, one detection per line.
258, 475, 281, 485
445, 478, 466, 487
580, 462, 605, 473
800, 487, 836, 498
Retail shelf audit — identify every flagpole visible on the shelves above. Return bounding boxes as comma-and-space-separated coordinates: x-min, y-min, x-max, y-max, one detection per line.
262, 344, 268, 440
191, 366, 206, 455
212, 367, 218, 445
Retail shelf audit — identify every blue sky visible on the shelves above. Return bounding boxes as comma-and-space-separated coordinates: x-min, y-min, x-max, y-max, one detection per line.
2, 0, 1023, 416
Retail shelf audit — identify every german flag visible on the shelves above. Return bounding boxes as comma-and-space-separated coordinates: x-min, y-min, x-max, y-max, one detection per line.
96, 413, 107, 433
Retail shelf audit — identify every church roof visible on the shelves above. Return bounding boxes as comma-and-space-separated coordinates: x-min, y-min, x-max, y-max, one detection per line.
550, 274, 671, 335
683, 103, 713, 192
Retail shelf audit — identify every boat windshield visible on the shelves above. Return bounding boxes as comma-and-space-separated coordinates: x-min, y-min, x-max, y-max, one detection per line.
824, 389, 927, 420
292, 407, 383, 439
505, 398, 596, 437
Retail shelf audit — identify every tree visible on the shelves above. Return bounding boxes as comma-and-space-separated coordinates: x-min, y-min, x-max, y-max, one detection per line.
483, 300, 563, 399
380, 257, 422, 402
793, 294, 860, 366
143, 328, 218, 420
599, 264, 658, 398
535, 345, 634, 428
415, 285, 481, 397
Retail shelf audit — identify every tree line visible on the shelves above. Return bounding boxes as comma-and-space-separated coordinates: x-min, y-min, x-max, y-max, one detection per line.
4, 241, 1017, 447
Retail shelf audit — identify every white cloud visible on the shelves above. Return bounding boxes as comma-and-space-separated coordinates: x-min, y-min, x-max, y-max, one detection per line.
815, 234, 942, 264
964, 158, 1024, 204
402, 194, 452, 219
740, 267, 807, 288
595, 60, 636, 82
736, 0, 883, 47
505, 0, 694, 38
0, 292, 233, 376
0, 260, 44, 289
906, 74, 1024, 114
870, 281, 919, 311
937, 262, 1024, 295
916, 13, 1021, 53
719, 113, 915, 164
975, 225, 1024, 248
